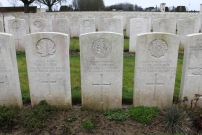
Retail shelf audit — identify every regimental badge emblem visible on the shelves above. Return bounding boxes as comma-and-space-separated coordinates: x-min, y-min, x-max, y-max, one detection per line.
184, 21, 190, 28
135, 21, 143, 29
36, 38, 56, 58
91, 38, 112, 58
159, 20, 166, 28
34, 21, 42, 28
149, 39, 168, 58
83, 20, 91, 28
12, 20, 20, 29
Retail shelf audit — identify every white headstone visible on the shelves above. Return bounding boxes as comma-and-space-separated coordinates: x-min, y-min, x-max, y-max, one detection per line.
177, 19, 195, 51
126, 16, 137, 37
134, 32, 180, 109
29, 13, 44, 20
80, 32, 123, 110
54, 13, 67, 19
30, 18, 48, 33
0, 20, 4, 32
102, 18, 123, 34
19, 15, 30, 34
8, 19, 26, 51
4, 16, 15, 33
79, 18, 96, 35
52, 18, 70, 35
129, 18, 147, 52
113, 16, 126, 30
180, 33, 202, 107
24, 32, 72, 107
160, 3, 166, 12
44, 14, 54, 32
200, 4, 202, 13
69, 15, 80, 38
153, 18, 176, 34
0, 33, 22, 108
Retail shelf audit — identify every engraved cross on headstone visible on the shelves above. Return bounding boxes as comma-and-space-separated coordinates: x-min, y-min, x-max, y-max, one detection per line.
92, 74, 111, 104
42, 74, 56, 96
147, 74, 164, 102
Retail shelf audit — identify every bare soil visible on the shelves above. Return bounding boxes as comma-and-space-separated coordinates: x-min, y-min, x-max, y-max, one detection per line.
0, 104, 201, 135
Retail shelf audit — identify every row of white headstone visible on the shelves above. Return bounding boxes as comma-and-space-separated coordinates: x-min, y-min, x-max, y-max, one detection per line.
1, 16, 201, 53
0, 31, 202, 110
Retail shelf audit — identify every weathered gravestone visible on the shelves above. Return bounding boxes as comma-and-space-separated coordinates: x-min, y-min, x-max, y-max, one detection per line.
0, 20, 4, 32
4, 16, 15, 33
8, 19, 26, 51
30, 18, 48, 33
153, 18, 176, 34
52, 18, 70, 35
113, 16, 126, 30
18, 15, 30, 34
134, 32, 180, 109
102, 18, 123, 34
177, 19, 195, 51
126, 16, 137, 37
44, 14, 54, 32
129, 18, 147, 52
79, 18, 95, 35
69, 14, 81, 38
0, 33, 22, 108
24, 32, 72, 107
180, 33, 202, 107
29, 13, 44, 20
80, 32, 123, 110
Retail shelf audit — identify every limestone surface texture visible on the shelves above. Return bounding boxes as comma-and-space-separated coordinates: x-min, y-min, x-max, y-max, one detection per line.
24, 32, 72, 107
8, 19, 26, 51
52, 18, 70, 35
180, 33, 202, 107
126, 16, 137, 37
134, 32, 180, 109
177, 19, 195, 51
30, 18, 48, 33
4, 16, 15, 33
80, 32, 123, 110
129, 18, 147, 52
0, 20, 4, 32
0, 33, 22, 108
153, 18, 176, 34
79, 18, 96, 35
102, 18, 123, 34
69, 14, 81, 38
113, 16, 126, 30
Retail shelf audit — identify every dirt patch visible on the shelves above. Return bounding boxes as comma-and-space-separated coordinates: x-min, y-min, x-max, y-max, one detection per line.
1, 104, 200, 135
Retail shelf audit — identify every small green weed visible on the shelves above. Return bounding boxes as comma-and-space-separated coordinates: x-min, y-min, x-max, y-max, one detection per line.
61, 123, 71, 134
0, 106, 18, 130
128, 106, 158, 125
82, 119, 94, 131
104, 109, 128, 121
21, 100, 57, 132
65, 116, 77, 122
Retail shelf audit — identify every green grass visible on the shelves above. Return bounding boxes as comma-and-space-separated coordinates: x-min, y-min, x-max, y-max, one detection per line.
16, 38, 184, 105
104, 109, 129, 121
174, 56, 184, 98
20, 100, 57, 132
16, 52, 30, 104
82, 119, 94, 131
0, 106, 18, 130
128, 106, 158, 125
